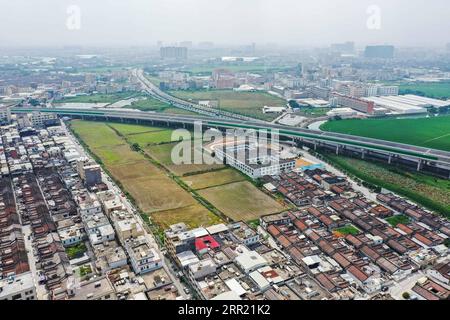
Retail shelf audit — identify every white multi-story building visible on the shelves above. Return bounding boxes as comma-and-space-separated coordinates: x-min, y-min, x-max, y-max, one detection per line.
0, 272, 37, 300
188, 258, 217, 280
58, 226, 85, 247
0, 105, 12, 124
17, 112, 58, 128
77, 193, 103, 216
377, 86, 399, 96
125, 236, 162, 274
209, 142, 296, 179
365, 85, 379, 97
230, 222, 260, 246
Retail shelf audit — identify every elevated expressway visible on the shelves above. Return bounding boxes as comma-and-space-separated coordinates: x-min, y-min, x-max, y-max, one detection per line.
132, 69, 257, 122
11, 107, 450, 178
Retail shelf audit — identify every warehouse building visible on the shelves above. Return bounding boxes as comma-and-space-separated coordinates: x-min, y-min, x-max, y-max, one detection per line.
362, 96, 428, 115
394, 95, 450, 109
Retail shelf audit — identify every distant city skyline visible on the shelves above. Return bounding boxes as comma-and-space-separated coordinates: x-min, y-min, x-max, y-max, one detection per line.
0, 0, 450, 48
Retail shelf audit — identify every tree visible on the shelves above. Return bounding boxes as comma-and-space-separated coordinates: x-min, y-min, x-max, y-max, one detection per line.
444, 238, 450, 248
288, 100, 300, 109
131, 143, 141, 152
402, 292, 410, 300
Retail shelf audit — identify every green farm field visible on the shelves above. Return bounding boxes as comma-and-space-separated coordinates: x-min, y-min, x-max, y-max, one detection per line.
109, 122, 168, 135
321, 116, 450, 152
125, 96, 197, 115
198, 181, 286, 221
127, 129, 175, 146
168, 89, 286, 121
151, 204, 223, 229
182, 168, 246, 190
144, 142, 225, 176
398, 81, 450, 99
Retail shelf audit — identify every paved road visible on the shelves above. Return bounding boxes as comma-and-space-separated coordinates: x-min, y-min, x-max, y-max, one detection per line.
307, 120, 327, 131
388, 271, 425, 300
22, 225, 49, 300
61, 121, 189, 298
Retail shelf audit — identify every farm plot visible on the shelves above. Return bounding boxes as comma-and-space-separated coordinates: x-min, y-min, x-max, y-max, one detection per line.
198, 181, 285, 221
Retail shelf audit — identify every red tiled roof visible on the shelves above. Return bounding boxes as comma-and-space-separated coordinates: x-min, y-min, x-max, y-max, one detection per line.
294, 219, 308, 232
347, 265, 369, 282
267, 225, 281, 238
397, 223, 413, 235
360, 245, 381, 261
307, 207, 322, 217
405, 208, 423, 220
345, 234, 363, 248
412, 284, 440, 301
305, 230, 321, 243
414, 233, 433, 246
277, 235, 292, 248
318, 215, 334, 227
332, 252, 351, 269
288, 247, 304, 264
318, 240, 335, 255
315, 273, 337, 292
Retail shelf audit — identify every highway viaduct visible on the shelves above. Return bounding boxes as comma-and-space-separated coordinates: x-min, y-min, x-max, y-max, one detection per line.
11, 107, 450, 179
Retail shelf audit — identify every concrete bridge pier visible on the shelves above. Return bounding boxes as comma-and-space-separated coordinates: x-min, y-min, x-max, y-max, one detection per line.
417, 160, 423, 171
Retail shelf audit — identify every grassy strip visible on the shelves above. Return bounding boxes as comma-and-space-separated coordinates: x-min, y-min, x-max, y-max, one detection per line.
335, 225, 360, 236
386, 214, 411, 227
66, 243, 87, 259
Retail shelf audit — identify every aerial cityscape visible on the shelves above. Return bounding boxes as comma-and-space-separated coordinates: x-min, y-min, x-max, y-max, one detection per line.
0, 0, 449, 306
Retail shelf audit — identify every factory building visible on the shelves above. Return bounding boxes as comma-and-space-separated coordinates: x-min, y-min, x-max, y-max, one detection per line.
330, 93, 375, 114
361, 95, 449, 115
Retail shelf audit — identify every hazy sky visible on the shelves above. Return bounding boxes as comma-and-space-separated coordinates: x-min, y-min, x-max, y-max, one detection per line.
1, 0, 449, 47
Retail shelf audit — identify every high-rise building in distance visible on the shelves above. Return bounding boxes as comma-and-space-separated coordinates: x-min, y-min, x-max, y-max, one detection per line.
160, 46, 188, 60
364, 45, 395, 59
331, 42, 355, 53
